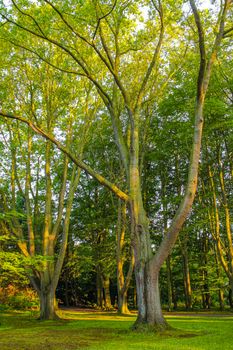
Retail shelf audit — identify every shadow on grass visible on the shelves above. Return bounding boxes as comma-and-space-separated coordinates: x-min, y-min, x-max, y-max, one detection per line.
4, 309, 231, 350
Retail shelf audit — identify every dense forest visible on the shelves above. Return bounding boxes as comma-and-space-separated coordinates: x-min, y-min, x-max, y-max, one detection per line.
0, 0, 232, 332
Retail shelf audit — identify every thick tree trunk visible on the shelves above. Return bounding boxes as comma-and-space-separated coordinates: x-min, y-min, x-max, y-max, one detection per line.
133, 258, 168, 330
146, 266, 168, 328
129, 159, 168, 329
39, 288, 58, 320
131, 195, 168, 329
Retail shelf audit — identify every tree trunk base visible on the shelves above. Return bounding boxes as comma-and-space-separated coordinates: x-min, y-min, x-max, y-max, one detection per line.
132, 319, 171, 332
117, 309, 131, 316
37, 311, 60, 321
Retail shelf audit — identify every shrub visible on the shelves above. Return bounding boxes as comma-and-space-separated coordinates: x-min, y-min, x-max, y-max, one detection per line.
0, 284, 39, 310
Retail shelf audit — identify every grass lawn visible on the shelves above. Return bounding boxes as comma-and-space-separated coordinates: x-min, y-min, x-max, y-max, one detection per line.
0, 309, 232, 350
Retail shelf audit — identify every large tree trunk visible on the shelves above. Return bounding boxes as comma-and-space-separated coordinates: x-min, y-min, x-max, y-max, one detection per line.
133, 255, 168, 330
30, 273, 59, 320
39, 288, 58, 320
130, 193, 168, 329
146, 265, 168, 328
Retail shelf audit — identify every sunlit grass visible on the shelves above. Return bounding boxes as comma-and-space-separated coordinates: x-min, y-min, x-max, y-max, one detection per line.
0, 309, 232, 350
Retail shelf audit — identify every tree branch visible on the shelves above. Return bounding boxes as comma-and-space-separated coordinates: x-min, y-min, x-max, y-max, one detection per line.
134, 0, 164, 110
3, 38, 86, 76
44, 0, 93, 46
93, 0, 117, 40
223, 26, 233, 36
11, 0, 46, 37
1, 13, 113, 106
189, 0, 206, 100
0, 111, 130, 202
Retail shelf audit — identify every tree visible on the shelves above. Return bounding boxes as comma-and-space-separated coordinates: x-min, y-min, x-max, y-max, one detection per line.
0, 0, 232, 329
0, 49, 96, 318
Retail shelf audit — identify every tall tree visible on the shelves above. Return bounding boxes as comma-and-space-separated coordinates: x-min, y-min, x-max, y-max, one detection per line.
0, 50, 95, 318
0, 0, 232, 328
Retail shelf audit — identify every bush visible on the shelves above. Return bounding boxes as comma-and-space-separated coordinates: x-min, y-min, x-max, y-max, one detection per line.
0, 284, 39, 310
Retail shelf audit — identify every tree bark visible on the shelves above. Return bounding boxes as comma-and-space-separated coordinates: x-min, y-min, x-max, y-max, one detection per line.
96, 265, 103, 308
229, 278, 233, 309
166, 257, 173, 312
118, 291, 130, 315
102, 274, 112, 310
133, 259, 169, 330
180, 236, 192, 310
39, 288, 58, 320
64, 278, 70, 307
116, 200, 134, 314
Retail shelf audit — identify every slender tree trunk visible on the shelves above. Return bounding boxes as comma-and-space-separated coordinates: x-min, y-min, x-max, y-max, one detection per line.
164, 254, 178, 311
180, 237, 192, 310
166, 257, 173, 312
201, 231, 210, 309
133, 286, 137, 309
208, 165, 233, 309
96, 265, 103, 308
201, 271, 210, 310
64, 279, 70, 307
116, 200, 134, 314
218, 289, 224, 311
118, 291, 129, 314
214, 245, 224, 310
102, 274, 112, 310
172, 283, 178, 310
229, 278, 233, 309
182, 252, 192, 310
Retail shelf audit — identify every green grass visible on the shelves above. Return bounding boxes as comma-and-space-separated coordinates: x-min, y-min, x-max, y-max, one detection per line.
0, 309, 232, 350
